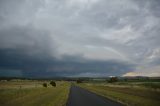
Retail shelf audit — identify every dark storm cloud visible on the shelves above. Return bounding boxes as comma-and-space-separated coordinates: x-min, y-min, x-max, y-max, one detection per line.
0, 48, 135, 77
0, 0, 160, 77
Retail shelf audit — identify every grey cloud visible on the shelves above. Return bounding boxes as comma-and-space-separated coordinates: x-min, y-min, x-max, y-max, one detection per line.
0, 48, 135, 77
134, 0, 160, 17
0, 25, 56, 57
0, 0, 159, 77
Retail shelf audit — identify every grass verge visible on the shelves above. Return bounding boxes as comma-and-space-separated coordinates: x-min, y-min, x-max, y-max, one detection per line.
78, 83, 160, 106
0, 81, 70, 106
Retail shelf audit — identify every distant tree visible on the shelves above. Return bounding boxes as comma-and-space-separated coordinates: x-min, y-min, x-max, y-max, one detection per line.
43, 83, 47, 87
124, 78, 128, 82
108, 77, 118, 83
50, 81, 56, 87
76, 79, 83, 83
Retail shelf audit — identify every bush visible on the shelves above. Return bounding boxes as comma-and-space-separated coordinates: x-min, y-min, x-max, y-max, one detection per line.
108, 77, 118, 83
76, 79, 83, 83
43, 83, 47, 87
50, 81, 56, 87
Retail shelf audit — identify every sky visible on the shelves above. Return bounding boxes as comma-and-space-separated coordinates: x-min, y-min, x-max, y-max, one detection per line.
0, 0, 160, 78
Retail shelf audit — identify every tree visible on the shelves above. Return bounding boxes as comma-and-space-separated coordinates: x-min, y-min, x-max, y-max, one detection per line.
108, 77, 118, 83
43, 83, 47, 87
76, 79, 82, 83
50, 81, 56, 87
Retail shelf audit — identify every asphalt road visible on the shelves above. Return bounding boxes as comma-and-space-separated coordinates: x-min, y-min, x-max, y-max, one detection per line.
67, 85, 124, 106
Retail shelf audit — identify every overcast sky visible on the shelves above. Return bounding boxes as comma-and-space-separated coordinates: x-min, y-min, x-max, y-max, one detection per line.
0, 0, 160, 77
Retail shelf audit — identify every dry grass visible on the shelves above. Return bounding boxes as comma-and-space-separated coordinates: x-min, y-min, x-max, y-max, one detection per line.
79, 83, 160, 106
0, 81, 70, 106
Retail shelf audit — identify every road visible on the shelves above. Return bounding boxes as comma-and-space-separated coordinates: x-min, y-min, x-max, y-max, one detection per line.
67, 85, 124, 106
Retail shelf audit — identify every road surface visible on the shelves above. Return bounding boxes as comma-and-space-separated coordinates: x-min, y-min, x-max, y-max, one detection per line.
67, 85, 124, 106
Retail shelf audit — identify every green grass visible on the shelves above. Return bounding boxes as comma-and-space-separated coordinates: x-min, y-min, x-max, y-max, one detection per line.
111, 82, 160, 91
0, 81, 70, 106
78, 83, 160, 106
139, 82, 160, 89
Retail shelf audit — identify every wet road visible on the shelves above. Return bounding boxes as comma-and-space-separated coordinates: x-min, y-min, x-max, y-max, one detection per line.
67, 85, 124, 106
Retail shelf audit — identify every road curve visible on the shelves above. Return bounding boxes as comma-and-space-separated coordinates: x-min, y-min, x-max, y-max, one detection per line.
67, 85, 124, 106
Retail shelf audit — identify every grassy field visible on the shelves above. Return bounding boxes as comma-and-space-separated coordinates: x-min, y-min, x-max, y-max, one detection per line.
0, 80, 70, 106
78, 81, 160, 106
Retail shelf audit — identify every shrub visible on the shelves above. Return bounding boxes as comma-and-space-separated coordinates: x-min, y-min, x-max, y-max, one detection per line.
76, 79, 83, 83
43, 83, 47, 87
108, 77, 118, 83
50, 81, 56, 87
